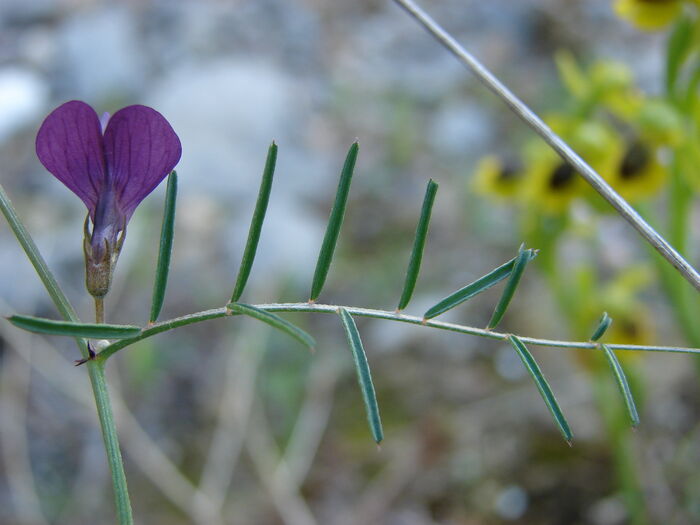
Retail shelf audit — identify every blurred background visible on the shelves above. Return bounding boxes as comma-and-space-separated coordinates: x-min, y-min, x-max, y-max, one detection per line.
1, 0, 699, 524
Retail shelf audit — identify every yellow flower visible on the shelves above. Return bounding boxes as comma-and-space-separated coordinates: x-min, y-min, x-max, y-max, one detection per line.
523, 118, 622, 214
614, 0, 683, 31
572, 266, 654, 370
555, 52, 643, 119
606, 308, 654, 347
636, 99, 684, 146
471, 155, 523, 200
522, 148, 585, 214
555, 51, 589, 100
567, 120, 623, 174
600, 264, 655, 347
594, 63, 645, 119
607, 139, 668, 202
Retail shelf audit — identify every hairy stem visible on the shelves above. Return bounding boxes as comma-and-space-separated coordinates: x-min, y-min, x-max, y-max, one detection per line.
95, 297, 105, 324
96, 302, 700, 362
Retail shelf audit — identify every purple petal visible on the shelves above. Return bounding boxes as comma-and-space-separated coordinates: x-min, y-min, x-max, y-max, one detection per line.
35, 100, 106, 214
102, 105, 181, 218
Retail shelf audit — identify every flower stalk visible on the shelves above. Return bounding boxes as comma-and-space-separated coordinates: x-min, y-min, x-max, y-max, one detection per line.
95, 297, 105, 325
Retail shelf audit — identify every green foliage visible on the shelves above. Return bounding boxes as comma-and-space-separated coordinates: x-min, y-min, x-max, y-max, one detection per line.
590, 312, 612, 342
8, 314, 141, 339
397, 179, 438, 311
231, 143, 277, 302
487, 245, 532, 329
150, 171, 178, 323
338, 307, 383, 444
228, 302, 315, 350
666, 15, 694, 94
601, 343, 640, 427
508, 335, 573, 444
424, 249, 538, 320
310, 142, 359, 301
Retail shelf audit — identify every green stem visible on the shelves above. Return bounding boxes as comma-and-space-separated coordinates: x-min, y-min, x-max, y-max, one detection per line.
668, 165, 691, 256
87, 361, 133, 525
638, 199, 700, 346
95, 297, 105, 324
96, 302, 700, 361
667, 167, 700, 341
0, 184, 133, 525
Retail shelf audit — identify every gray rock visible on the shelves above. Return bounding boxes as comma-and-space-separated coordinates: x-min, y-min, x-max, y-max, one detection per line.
149, 59, 328, 281
0, 67, 48, 141
55, 6, 147, 100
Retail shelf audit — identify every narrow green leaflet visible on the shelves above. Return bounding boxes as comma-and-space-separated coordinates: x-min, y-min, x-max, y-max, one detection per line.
487, 247, 532, 329
590, 312, 612, 342
8, 315, 141, 339
601, 344, 640, 427
337, 307, 383, 444
150, 171, 178, 323
310, 142, 359, 301
228, 303, 315, 350
398, 179, 438, 311
231, 143, 277, 302
508, 335, 573, 444
424, 250, 537, 320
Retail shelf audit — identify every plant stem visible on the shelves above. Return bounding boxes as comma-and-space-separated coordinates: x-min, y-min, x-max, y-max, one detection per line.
638, 201, 700, 347
92, 296, 132, 524
0, 184, 133, 524
96, 302, 700, 362
87, 360, 133, 525
95, 297, 105, 324
665, 169, 700, 344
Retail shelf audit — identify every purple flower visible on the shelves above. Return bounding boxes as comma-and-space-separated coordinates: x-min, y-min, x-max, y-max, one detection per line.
36, 100, 181, 297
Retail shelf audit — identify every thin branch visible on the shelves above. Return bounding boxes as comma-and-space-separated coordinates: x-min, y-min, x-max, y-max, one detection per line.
103, 367, 226, 525
245, 398, 318, 525
277, 352, 340, 487
0, 343, 49, 525
97, 303, 700, 361
196, 330, 265, 515
391, 0, 700, 293
343, 435, 420, 525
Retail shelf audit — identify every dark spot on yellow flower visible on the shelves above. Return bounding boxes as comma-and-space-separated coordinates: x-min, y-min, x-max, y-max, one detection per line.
620, 318, 639, 338
548, 162, 576, 190
499, 159, 523, 182
619, 141, 650, 180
